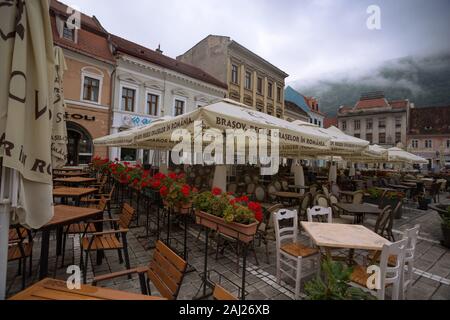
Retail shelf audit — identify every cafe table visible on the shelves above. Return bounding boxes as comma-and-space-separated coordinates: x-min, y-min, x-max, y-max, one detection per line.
53, 176, 97, 186
9, 278, 165, 300
301, 222, 391, 264
53, 187, 98, 205
288, 185, 310, 192
334, 202, 381, 224
53, 171, 90, 178
272, 191, 303, 206
38, 205, 104, 279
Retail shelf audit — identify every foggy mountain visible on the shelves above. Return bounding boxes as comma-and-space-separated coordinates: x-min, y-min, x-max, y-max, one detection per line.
290, 53, 450, 116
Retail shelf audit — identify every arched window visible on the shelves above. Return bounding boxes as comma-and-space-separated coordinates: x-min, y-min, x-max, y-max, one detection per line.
67, 121, 93, 165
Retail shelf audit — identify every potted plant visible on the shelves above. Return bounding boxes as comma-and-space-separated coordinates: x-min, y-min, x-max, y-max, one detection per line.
151, 172, 195, 214
193, 188, 263, 243
364, 188, 382, 205
429, 205, 450, 248
304, 258, 376, 300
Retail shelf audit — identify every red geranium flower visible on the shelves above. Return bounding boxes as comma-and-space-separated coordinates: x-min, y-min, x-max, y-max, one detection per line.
181, 184, 191, 197
254, 210, 263, 222
212, 187, 222, 196
168, 172, 177, 180
154, 173, 166, 180
160, 185, 168, 197
151, 179, 161, 189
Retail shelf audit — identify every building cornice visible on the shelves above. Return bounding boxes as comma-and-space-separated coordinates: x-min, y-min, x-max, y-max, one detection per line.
119, 55, 227, 96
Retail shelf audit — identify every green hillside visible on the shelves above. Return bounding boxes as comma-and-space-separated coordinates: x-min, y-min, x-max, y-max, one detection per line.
292, 53, 450, 116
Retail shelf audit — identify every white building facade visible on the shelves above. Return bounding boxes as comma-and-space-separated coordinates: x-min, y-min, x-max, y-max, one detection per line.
108, 35, 227, 163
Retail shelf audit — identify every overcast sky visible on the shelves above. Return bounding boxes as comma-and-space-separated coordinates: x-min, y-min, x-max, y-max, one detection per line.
69, 0, 450, 83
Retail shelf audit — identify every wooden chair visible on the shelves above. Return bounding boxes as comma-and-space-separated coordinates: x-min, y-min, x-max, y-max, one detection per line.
298, 192, 312, 220
92, 240, 187, 300
60, 197, 108, 267
255, 204, 283, 263
213, 284, 238, 300
8, 225, 33, 289
89, 174, 108, 193
350, 239, 407, 300
274, 180, 282, 191
373, 205, 393, 239
254, 185, 266, 202
273, 208, 319, 300
313, 193, 329, 208
80, 203, 135, 283
352, 190, 364, 204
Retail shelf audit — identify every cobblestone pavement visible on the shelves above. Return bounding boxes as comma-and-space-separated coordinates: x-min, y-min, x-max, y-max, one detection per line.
6, 192, 450, 300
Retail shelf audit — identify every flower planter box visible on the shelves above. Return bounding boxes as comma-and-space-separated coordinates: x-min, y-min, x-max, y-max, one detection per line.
195, 210, 258, 244
164, 201, 192, 215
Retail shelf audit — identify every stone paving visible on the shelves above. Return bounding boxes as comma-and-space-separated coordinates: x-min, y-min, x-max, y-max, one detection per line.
5, 192, 450, 300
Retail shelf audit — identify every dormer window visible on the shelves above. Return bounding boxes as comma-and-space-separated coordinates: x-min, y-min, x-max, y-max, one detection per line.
63, 23, 75, 41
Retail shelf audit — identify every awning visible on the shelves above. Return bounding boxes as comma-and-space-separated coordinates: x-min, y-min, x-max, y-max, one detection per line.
388, 147, 429, 164
94, 99, 332, 158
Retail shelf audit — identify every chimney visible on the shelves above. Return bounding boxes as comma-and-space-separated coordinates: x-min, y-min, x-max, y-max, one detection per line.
156, 44, 163, 54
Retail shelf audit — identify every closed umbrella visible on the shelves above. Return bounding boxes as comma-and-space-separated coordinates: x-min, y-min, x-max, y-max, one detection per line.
0, 0, 55, 299
51, 46, 68, 168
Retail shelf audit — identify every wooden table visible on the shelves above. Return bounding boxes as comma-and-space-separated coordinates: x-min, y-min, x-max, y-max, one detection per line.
288, 185, 310, 192
9, 278, 165, 300
54, 167, 85, 172
335, 203, 382, 224
338, 190, 357, 202
53, 187, 98, 205
38, 205, 103, 279
272, 191, 303, 205
301, 222, 391, 264
53, 177, 97, 186
53, 172, 90, 178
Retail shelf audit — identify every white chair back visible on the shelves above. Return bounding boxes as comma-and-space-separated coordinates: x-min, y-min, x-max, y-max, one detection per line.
273, 208, 298, 249
403, 224, 420, 262
378, 238, 407, 300
307, 206, 332, 223
331, 183, 340, 197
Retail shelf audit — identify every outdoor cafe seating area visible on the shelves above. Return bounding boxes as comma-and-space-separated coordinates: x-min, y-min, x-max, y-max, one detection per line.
5, 161, 450, 300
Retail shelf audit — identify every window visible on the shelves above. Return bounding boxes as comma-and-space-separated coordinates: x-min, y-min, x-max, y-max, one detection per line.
267, 82, 273, 98
395, 117, 402, 128
174, 99, 185, 116
121, 87, 135, 112
341, 120, 347, 131
245, 71, 252, 90
318, 121, 321, 127
411, 140, 418, 149
447, 140, 450, 148
277, 87, 281, 102
366, 119, 373, 130
147, 93, 159, 116
395, 132, 402, 143
314, 119, 318, 125
257, 77, 263, 94
121, 148, 137, 161
63, 23, 74, 41
378, 118, 386, 129
231, 64, 239, 84
354, 120, 361, 130
366, 133, 373, 143
354, 133, 360, 138
82, 76, 100, 102
425, 140, 432, 149
379, 132, 386, 144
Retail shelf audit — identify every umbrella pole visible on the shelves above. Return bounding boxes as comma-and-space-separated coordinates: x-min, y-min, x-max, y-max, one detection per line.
0, 167, 12, 300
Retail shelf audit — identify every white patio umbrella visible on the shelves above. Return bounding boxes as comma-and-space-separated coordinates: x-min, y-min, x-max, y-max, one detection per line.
0, 0, 55, 299
388, 147, 428, 165
51, 46, 68, 168
95, 99, 332, 189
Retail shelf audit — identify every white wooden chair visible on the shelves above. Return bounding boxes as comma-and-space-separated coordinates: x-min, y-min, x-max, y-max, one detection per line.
306, 206, 332, 223
350, 238, 407, 300
272, 208, 319, 300
400, 224, 420, 299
